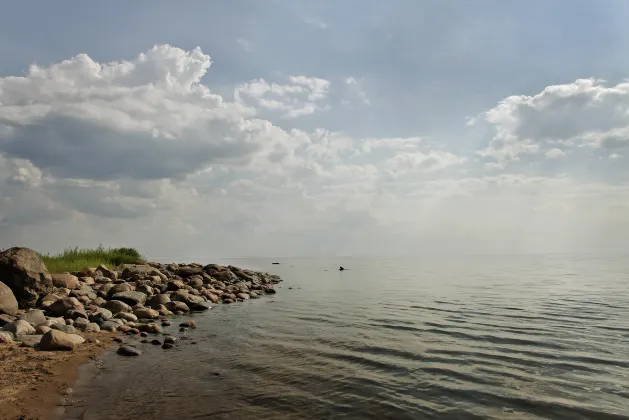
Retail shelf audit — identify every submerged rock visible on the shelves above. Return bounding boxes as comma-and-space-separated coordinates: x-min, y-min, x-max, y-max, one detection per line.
117, 344, 142, 356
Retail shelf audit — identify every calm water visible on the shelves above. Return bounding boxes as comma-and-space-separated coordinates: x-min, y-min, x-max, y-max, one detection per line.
65, 256, 629, 419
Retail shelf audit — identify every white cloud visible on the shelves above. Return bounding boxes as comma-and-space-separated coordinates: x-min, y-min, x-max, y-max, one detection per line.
303, 16, 328, 30
234, 75, 330, 118
343, 77, 370, 106
236, 38, 252, 52
545, 148, 565, 159
479, 78, 629, 166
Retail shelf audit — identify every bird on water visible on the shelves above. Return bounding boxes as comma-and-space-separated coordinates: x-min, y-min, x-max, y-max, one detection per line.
339, 266, 345, 271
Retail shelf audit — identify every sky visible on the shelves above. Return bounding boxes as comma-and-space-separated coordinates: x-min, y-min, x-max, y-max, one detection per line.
1, 1, 629, 259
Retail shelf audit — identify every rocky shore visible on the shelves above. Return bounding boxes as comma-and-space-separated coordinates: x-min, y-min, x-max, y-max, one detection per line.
0, 247, 281, 419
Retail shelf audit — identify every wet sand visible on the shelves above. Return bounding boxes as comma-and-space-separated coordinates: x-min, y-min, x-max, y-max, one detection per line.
0, 332, 119, 420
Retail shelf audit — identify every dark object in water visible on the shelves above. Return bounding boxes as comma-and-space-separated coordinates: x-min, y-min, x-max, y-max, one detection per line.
339, 266, 345, 271
272, 262, 280, 265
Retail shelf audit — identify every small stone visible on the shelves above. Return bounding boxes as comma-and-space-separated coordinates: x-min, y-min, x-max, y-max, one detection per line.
161, 320, 171, 327
117, 345, 142, 356
140, 332, 148, 337
162, 343, 174, 350
179, 320, 196, 329
163, 335, 177, 344
113, 337, 123, 343
99, 321, 120, 332
140, 339, 149, 343
150, 339, 161, 345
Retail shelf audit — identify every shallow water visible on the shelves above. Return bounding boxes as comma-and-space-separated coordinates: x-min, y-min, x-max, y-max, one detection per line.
65, 255, 629, 419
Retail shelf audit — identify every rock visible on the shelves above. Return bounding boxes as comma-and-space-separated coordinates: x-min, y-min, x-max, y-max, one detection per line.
264, 287, 276, 294
179, 320, 196, 329
150, 339, 161, 345
88, 308, 113, 323
4, 320, 36, 335
107, 282, 134, 297
40, 330, 84, 351
146, 294, 170, 308
0, 282, 18, 315
162, 343, 174, 350
73, 318, 89, 330
112, 291, 147, 306
85, 322, 100, 332
117, 345, 142, 356
0, 331, 14, 343
223, 299, 234, 304
51, 323, 76, 334
177, 266, 203, 277
40, 293, 60, 307
0, 313, 16, 327
0, 247, 54, 308
69, 286, 97, 300
102, 300, 132, 314
65, 318, 74, 325
167, 280, 186, 291
35, 325, 52, 334
188, 278, 204, 289
66, 309, 89, 320
205, 293, 219, 303
114, 312, 138, 322
18, 334, 43, 348
48, 297, 84, 317
19, 309, 46, 326
157, 305, 173, 317
165, 301, 190, 313
161, 320, 171, 326
136, 284, 154, 296
96, 264, 118, 280
51, 273, 79, 290
236, 293, 250, 300
120, 265, 153, 279
191, 302, 212, 311
99, 321, 120, 332
92, 297, 107, 306
163, 335, 177, 344
137, 323, 163, 334
133, 308, 159, 319
81, 276, 96, 285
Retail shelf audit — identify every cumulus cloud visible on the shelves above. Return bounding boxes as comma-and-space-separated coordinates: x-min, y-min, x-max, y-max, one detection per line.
479, 78, 629, 166
343, 77, 370, 106
234, 76, 330, 118
0, 45, 627, 256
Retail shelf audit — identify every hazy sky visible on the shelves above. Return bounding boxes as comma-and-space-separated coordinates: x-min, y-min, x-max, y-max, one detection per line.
1, 1, 629, 259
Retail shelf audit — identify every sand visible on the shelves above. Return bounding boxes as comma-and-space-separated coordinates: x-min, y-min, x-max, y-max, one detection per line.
0, 332, 119, 420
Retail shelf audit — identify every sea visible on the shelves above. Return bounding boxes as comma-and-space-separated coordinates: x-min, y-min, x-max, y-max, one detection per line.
63, 255, 629, 419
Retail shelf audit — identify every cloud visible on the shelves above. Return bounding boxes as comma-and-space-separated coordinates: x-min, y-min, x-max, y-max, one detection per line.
234, 76, 330, 118
343, 77, 370, 106
479, 78, 629, 166
545, 148, 565, 159
303, 16, 328, 30
235, 38, 252, 52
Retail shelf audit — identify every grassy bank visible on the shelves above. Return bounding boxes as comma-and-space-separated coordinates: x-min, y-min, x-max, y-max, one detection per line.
42, 246, 144, 274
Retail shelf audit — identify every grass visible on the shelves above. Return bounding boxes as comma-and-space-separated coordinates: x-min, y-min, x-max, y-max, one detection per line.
41, 246, 145, 274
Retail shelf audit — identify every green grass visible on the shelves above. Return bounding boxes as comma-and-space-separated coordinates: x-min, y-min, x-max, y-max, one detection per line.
41, 246, 145, 274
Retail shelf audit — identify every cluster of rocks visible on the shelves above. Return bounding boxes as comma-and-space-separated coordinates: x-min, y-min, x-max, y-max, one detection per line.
0, 247, 281, 354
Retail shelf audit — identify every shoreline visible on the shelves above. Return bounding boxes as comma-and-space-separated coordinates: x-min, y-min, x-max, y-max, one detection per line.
0, 332, 120, 420
0, 247, 281, 420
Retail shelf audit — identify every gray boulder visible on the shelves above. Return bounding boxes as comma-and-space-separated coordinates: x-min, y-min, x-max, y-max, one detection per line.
19, 309, 46, 326
40, 329, 85, 351
51, 273, 79, 289
0, 282, 18, 315
17, 334, 43, 348
4, 319, 36, 335
102, 300, 132, 314
48, 297, 84, 317
0, 247, 54, 308
50, 323, 77, 334
112, 291, 147, 306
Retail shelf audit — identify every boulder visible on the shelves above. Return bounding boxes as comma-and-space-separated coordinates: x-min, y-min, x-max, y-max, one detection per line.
0, 282, 18, 315
66, 309, 89, 320
146, 294, 170, 308
99, 321, 120, 332
0, 331, 14, 343
167, 280, 186, 291
96, 264, 118, 280
0, 247, 54, 308
120, 265, 153, 279
0, 313, 16, 327
88, 308, 113, 323
165, 301, 190, 313
102, 300, 132, 314
117, 344, 142, 356
107, 282, 134, 297
188, 278, 204, 289
85, 322, 100, 332
35, 325, 52, 334
191, 302, 212, 311
73, 318, 89, 330
51, 273, 79, 289
48, 297, 84, 317
4, 320, 36, 335
70, 286, 97, 300
114, 312, 138, 322
92, 297, 107, 307
19, 309, 46, 326
18, 334, 43, 348
39, 293, 61, 308
50, 323, 76, 334
137, 323, 163, 334
133, 308, 159, 319
112, 291, 147, 306
236, 293, 250, 301
177, 266, 203, 277
40, 330, 85, 351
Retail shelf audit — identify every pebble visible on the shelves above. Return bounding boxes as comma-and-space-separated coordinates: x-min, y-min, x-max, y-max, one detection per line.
117, 345, 142, 356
